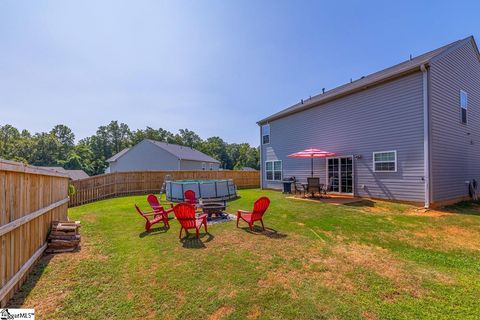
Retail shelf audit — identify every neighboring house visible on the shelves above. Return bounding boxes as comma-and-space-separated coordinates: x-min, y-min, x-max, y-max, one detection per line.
106, 139, 221, 172
42, 167, 90, 180
241, 167, 258, 171
258, 36, 480, 208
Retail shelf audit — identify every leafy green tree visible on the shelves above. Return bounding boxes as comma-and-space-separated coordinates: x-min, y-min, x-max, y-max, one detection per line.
199, 137, 229, 169
0, 121, 259, 174
177, 129, 202, 148
29, 133, 62, 166
130, 127, 176, 145
107, 121, 131, 154
0, 124, 21, 159
50, 124, 75, 163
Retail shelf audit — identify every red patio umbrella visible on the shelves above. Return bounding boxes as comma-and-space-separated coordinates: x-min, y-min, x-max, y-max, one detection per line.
288, 148, 336, 177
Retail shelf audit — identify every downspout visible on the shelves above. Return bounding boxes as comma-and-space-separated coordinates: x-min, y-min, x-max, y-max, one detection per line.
259, 124, 263, 189
421, 64, 430, 208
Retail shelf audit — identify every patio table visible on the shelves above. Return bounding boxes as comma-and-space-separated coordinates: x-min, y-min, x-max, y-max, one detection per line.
303, 183, 325, 198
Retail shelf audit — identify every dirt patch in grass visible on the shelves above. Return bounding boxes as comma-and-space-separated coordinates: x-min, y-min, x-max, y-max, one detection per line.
362, 310, 378, 320
208, 228, 298, 262
329, 242, 455, 297
411, 225, 480, 252
213, 228, 453, 301
208, 305, 234, 320
257, 269, 301, 299
306, 242, 454, 300
82, 213, 97, 222
247, 305, 262, 319
7, 236, 108, 314
333, 243, 408, 283
405, 208, 453, 217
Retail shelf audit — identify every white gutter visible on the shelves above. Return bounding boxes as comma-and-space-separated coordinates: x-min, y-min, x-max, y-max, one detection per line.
421, 64, 430, 208
259, 124, 263, 189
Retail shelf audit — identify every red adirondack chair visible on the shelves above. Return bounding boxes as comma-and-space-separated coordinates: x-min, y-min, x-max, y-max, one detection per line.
173, 203, 208, 239
184, 190, 197, 205
134, 204, 169, 232
147, 194, 173, 228
237, 197, 271, 231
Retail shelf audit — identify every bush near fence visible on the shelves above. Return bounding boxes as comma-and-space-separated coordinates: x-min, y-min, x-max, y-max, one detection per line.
0, 159, 69, 306
68, 170, 260, 207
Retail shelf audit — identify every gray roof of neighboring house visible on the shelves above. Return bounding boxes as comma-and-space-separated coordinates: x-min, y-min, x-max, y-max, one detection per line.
241, 167, 258, 171
147, 140, 220, 163
106, 140, 221, 164
258, 36, 474, 124
41, 167, 90, 180
106, 148, 130, 162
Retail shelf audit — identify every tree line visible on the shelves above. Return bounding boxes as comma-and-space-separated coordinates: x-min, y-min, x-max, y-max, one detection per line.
0, 121, 259, 176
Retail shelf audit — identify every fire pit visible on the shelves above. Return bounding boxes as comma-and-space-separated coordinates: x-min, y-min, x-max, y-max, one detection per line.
201, 202, 226, 218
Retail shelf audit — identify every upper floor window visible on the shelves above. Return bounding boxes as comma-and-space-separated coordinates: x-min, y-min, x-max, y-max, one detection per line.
262, 124, 270, 144
202, 162, 206, 170
373, 151, 397, 172
209, 163, 214, 170
460, 90, 468, 124
265, 160, 282, 181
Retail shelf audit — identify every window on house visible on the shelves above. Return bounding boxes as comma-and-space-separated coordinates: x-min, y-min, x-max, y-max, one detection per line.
262, 124, 270, 144
265, 160, 282, 181
202, 162, 206, 170
373, 151, 397, 172
209, 163, 214, 170
460, 90, 468, 124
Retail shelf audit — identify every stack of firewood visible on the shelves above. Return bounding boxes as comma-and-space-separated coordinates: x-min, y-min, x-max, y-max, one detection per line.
46, 220, 81, 253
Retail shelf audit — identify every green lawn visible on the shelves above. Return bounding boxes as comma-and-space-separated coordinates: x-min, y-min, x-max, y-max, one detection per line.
9, 189, 480, 319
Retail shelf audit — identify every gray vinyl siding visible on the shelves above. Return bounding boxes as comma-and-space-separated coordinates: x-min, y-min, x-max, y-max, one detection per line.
429, 40, 480, 202
261, 72, 425, 202
180, 160, 220, 171
108, 140, 180, 172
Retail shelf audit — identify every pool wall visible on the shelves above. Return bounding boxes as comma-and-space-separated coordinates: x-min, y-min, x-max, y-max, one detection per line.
166, 179, 238, 202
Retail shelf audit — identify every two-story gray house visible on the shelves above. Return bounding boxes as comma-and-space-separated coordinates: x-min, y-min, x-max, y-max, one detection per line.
258, 36, 480, 208
106, 139, 220, 173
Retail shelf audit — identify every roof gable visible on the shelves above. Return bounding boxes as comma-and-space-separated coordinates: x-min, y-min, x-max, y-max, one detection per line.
146, 140, 220, 163
106, 148, 130, 162
258, 37, 474, 124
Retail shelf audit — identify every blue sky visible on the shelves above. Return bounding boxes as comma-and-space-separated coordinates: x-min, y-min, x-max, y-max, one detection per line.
0, 0, 479, 145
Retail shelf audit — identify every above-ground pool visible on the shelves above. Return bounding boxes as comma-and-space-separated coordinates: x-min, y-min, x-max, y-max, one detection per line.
165, 179, 238, 202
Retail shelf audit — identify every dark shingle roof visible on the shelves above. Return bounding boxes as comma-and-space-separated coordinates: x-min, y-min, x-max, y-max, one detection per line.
241, 167, 258, 171
258, 37, 473, 124
147, 140, 220, 163
106, 148, 130, 162
41, 167, 90, 180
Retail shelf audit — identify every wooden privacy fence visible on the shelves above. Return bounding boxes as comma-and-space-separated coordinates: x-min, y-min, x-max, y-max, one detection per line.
0, 159, 69, 306
69, 170, 260, 207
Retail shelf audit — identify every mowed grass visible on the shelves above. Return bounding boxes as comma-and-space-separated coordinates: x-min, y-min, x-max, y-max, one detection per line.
8, 189, 480, 319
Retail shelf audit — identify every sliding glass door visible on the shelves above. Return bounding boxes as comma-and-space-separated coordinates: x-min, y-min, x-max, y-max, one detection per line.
327, 156, 353, 194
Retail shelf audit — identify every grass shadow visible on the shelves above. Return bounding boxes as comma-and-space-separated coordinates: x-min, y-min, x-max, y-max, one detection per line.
240, 226, 288, 239
138, 225, 169, 238
180, 232, 215, 249
343, 200, 375, 208
442, 201, 480, 216
6, 254, 54, 307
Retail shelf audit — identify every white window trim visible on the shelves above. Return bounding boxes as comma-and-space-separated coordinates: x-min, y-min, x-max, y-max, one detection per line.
460, 90, 468, 124
373, 150, 397, 173
460, 90, 468, 109
262, 124, 270, 145
265, 160, 282, 181
201, 162, 206, 170
209, 163, 214, 170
